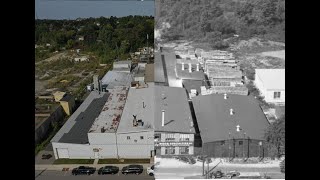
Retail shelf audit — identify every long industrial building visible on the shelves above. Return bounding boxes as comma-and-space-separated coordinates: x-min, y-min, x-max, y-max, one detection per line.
51, 83, 155, 159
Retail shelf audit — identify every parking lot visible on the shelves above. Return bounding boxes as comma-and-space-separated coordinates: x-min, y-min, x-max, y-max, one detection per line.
35, 170, 155, 180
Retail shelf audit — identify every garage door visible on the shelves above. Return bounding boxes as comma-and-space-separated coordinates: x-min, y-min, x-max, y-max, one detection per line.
57, 148, 69, 159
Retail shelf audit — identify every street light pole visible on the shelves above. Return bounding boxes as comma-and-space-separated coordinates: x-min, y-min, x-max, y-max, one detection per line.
243, 132, 246, 161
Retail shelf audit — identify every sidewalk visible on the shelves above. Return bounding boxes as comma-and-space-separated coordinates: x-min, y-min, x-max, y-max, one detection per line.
35, 163, 152, 171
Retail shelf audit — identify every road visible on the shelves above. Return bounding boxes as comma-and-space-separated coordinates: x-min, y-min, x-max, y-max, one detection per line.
154, 166, 284, 179
35, 170, 154, 180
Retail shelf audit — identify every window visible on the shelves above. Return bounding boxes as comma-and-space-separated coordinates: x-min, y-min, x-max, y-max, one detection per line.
165, 147, 175, 155
179, 134, 190, 141
179, 147, 189, 154
220, 141, 225, 145
239, 141, 243, 145
127, 136, 130, 140
140, 136, 144, 140
274, 92, 281, 99
165, 134, 175, 141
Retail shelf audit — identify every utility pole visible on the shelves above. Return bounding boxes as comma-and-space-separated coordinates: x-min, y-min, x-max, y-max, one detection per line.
243, 132, 246, 161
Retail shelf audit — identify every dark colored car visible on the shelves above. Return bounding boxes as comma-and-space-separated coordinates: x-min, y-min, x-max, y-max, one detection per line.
226, 171, 240, 178
211, 170, 224, 179
98, 166, 119, 175
72, 166, 96, 175
121, 165, 143, 175
41, 154, 52, 159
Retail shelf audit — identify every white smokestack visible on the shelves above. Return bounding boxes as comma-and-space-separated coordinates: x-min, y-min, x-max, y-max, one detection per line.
188, 63, 192, 73
196, 64, 199, 71
161, 110, 165, 127
224, 93, 227, 99
182, 62, 184, 71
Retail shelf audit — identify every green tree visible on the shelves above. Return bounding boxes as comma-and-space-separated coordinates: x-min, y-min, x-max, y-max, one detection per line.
264, 116, 285, 159
66, 39, 74, 49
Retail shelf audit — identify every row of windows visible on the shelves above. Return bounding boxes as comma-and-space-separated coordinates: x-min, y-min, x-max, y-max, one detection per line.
164, 134, 190, 141
274, 92, 281, 99
164, 147, 189, 155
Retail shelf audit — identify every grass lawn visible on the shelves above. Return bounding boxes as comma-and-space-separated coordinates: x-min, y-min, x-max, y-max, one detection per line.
53, 159, 94, 164
98, 159, 150, 164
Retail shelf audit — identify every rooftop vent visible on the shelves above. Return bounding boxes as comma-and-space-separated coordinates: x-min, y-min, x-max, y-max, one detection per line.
100, 127, 106, 133
224, 93, 227, 99
133, 115, 138, 127
230, 109, 234, 115
137, 119, 144, 126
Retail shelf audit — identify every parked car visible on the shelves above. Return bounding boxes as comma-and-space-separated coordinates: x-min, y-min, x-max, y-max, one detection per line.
147, 165, 154, 176
121, 165, 143, 175
41, 154, 52, 159
226, 171, 240, 178
98, 166, 119, 175
72, 166, 96, 175
211, 170, 224, 179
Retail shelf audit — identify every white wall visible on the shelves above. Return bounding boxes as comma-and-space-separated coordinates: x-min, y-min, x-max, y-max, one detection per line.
116, 131, 154, 158
265, 90, 285, 104
255, 73, 285, 104
52, 142, 94, 159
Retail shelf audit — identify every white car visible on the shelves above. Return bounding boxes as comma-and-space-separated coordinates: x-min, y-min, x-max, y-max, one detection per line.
147, 165, 154, 176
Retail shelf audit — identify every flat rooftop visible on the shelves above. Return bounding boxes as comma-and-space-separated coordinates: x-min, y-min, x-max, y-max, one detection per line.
145, 64, 154, 82
101, 71, 133, 89
255, 69, 285, 90
154, 52, 166, 83
116, 83, 155, 133
192, 94, 269, 143
155, 85, 195, 134
176, 63, 206, 80
113, 60, 132, 65
89, 86, 129, 133
51, 91, 109, 144
206, 66, 243, 79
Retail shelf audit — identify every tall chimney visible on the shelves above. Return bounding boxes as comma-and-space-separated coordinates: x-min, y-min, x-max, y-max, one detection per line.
161, 110, 165, 127
188, 63, 192, 73
182, 62, 185, 70
224, 93, 227, 99
196, 64, 199, 71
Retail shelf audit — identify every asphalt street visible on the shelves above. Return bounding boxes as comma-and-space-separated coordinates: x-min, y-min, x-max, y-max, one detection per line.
35, 170, 155, 180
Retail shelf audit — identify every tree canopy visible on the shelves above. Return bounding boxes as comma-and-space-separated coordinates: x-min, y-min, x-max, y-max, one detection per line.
156, 0, 285, 48
35, 16, 154, 63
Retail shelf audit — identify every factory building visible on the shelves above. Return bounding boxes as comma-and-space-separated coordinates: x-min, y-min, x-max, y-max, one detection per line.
154, 86, 196, 156
192, 94, 270, 158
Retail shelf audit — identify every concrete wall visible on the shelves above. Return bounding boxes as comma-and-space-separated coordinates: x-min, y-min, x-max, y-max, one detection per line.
116, 131, 154, 158
203, 139, 268, 158
35, 106, 65, 145
88, 133, 118, 158
52, 142, 94, 159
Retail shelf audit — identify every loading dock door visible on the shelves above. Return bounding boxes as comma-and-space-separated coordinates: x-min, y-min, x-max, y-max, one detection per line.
57, 148, 69, 159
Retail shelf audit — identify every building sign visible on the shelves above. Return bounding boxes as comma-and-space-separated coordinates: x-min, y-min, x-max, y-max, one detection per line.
155, 142, 193, 147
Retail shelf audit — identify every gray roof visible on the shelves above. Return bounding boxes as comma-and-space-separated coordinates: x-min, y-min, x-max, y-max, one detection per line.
116, 83, 155, 133
154, 52, 166, 83
155, 86, 195, 134
182, 79, 209, 94
51, 91, 109, 144
145, 64, 154, 82
101, 71, 133, 89
192, 94, 269, 143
